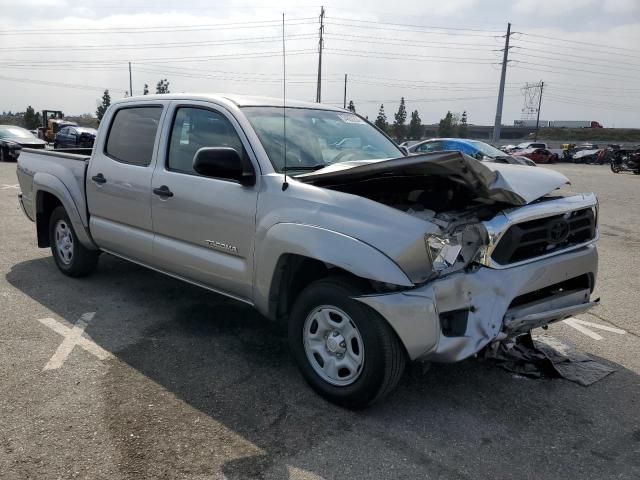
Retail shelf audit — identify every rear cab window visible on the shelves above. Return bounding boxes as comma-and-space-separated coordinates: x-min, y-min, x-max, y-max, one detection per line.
105, 106, 163, 166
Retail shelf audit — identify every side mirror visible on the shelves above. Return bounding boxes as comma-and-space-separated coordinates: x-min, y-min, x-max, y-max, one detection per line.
193, 147, 255, 186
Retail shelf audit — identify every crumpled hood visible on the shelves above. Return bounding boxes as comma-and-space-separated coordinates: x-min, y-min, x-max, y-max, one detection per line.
296, 151, 569, 205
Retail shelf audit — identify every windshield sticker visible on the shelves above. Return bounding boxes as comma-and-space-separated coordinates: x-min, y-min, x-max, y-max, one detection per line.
337, 113, 365, 124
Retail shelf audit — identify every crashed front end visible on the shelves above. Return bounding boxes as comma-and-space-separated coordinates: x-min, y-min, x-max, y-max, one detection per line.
299, 151, 600, 362
358, 193, 599, 362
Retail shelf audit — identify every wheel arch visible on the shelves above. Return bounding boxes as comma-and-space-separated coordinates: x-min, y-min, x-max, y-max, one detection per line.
254, 223, 414, 321
33, 177, 97, 250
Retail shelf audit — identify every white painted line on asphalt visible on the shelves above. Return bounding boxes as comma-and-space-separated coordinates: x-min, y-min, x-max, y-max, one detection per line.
571, 318, 627, 334
38, 312, 111, 370
0, 184, 19, 190
563, 317, 627, 341
564, 318, 603, 340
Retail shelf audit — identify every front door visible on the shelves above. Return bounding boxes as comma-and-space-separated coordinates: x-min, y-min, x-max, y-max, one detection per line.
86, 103, 166, 265
150, 102, 259, 302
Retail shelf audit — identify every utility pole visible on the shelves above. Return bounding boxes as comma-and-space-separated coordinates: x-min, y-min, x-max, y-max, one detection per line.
534, 81, 544, 141
343, 74, 347, 109
128, 62, 133, 97
315, 6, 325, 103
492, 22, 511, 143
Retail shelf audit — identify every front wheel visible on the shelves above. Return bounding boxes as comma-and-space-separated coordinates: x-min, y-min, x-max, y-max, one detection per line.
289, 276, 406, 408
49, 206, 99, 277
610, 163, 620, 173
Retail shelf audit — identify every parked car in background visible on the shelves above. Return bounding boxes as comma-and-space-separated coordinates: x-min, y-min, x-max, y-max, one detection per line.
510, 142, 548, 152
0, 125, 46, 162
408, 138, 536, 166
519, 148, 556, 164
54, 126, 97, 149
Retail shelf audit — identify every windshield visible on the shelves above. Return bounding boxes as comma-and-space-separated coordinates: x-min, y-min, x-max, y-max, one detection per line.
468, 140, 508, 158
242, 107, 402, 173
0, 126, 35, 139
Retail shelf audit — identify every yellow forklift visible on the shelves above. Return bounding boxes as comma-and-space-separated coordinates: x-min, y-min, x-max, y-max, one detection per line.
37, 110, 77, 143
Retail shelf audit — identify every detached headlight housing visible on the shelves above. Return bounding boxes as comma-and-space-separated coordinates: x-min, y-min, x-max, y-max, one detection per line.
426, 235, 462, 272
425, 223, 489, 274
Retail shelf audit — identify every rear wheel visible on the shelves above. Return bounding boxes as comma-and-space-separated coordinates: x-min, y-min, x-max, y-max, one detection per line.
0, 147, 6, 162
49, 206, 99, 277
289, 276, 406, 408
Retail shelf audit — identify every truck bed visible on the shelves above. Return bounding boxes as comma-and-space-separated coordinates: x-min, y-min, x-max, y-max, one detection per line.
17, 148, 91, 227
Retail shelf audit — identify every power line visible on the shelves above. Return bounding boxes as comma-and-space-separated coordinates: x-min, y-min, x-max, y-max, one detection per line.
511, 59, 640, 80
0, 34, 317, 52
326, 16, 503, 33
517, 31, 640, 55
324, 33, 498, 51
324, 20, 499, 38
0, 19, 317, 36
325, 48, 497, 63
0, 74, 127, 93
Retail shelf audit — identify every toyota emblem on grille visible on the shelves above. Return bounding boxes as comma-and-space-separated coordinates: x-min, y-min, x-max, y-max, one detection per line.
547, 219, 570, 244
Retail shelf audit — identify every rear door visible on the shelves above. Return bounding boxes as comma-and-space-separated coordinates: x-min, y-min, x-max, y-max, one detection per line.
150, 101, 259, 301
86, 102, 168, 265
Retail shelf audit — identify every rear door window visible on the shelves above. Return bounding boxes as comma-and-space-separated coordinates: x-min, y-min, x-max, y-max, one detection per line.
105, 106, 163, 166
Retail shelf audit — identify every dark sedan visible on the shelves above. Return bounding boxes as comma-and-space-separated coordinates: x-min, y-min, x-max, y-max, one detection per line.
54, 126, 97, 149
0, 125, 46, 162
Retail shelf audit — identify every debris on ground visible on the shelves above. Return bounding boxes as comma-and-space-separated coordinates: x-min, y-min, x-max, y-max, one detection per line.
482, 333, 615, 386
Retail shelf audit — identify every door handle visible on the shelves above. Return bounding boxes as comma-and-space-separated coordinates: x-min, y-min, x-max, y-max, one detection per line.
153, 185, 174, 198
91, 173, 106, 184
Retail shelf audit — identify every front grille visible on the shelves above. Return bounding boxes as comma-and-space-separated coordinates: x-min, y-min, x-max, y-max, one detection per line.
491, 208, 596, 264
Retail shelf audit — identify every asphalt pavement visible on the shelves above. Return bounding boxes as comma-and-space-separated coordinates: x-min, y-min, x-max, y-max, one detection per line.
0, 162, 638, 479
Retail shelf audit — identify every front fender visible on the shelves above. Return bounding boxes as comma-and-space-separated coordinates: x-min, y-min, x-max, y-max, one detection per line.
34, 172, 97, 250
253, 222, 413, 316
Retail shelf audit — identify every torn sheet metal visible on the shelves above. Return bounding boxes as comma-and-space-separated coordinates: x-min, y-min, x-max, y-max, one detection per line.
297, 151, 569, 206
482, 333, 615, 386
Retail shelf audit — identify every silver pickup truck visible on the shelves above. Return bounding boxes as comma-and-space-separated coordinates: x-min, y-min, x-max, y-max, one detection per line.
17, 94, 599, 407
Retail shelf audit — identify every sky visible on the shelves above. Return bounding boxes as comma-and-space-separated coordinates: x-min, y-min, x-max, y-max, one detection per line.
0, 0, 639, 127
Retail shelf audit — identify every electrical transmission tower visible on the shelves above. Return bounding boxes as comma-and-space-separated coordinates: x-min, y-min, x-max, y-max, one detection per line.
520, 82, 544, 121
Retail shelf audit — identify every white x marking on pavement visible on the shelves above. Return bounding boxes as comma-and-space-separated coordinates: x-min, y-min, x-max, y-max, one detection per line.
563, 317, 627, 341
1, 184, 19, 190
38, 312, 111, 370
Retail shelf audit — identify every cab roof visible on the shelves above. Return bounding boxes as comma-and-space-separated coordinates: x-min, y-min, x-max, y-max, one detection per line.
112, 93, 345, 111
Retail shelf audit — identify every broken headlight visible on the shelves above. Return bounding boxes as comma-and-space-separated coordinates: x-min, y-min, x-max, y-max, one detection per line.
425, 223, 488, 274
426, 235, 462, 272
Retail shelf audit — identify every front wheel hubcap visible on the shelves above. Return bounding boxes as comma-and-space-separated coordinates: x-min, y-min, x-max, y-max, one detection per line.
303, 306, 364, 386
54, 220, 74, 265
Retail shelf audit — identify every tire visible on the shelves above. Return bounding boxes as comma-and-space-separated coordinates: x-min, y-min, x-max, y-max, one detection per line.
0, 147, 5, 162
53, 142, 58, 150
288, 276, 406, 408
49, 206, 99, 277
610, 163, 620, 173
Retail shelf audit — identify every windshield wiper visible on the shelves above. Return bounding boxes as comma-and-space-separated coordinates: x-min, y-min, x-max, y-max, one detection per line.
282, 164, 327, 172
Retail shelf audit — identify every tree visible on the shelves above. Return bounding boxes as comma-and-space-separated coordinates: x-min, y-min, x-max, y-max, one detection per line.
393, 97, 407, 141
407, 110, 422, 140
457, 110, 468, 137
374, 104, 388, 132
143, 84, 149, 95
437, 110, 456, 137
156, 79, 170, 94
23, 106, 41, 130
96, 89, 111, 122
347, 100, 356, 112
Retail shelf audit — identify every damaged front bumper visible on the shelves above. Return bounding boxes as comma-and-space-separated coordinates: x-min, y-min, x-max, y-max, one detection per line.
356, 244, 598, 362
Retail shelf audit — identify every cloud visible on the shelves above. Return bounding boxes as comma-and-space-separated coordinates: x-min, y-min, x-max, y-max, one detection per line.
602, 0, 640, 13
512, 0, 596, 16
